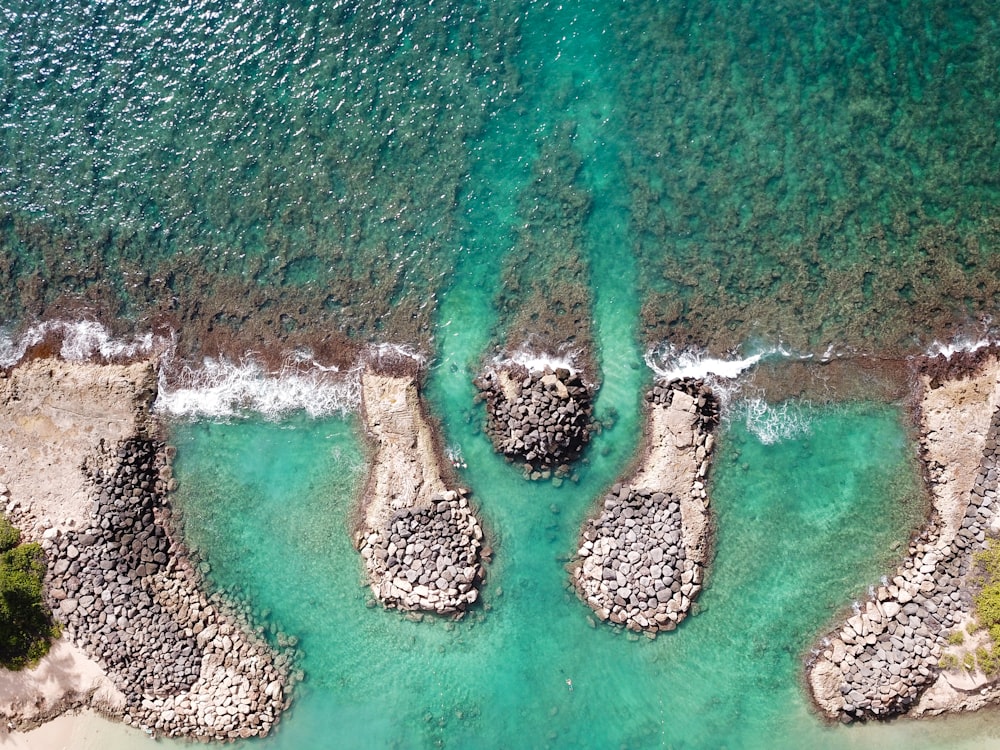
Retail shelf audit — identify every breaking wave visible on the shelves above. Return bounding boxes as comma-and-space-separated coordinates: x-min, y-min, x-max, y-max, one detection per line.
154, 356, 361, 420
0, 320, 164, 367
497, 346, 580, 375
925, 336, 995, 359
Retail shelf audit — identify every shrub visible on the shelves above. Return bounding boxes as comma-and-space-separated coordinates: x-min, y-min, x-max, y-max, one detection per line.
947, 630, 965, 646
974, 540, 1000, 643
977, 646, 1000, 676
0, 539, 57, 670
938, 653, 959, 670
975, 542, 1000, 580
0, 516, 20, 553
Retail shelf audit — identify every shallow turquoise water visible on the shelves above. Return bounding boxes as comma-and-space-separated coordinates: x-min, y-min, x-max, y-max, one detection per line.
153, 396, 992, 750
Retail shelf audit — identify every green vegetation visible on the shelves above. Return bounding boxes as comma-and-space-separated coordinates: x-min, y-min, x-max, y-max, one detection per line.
0, 516, 58, 670
963, 652, 977, 672
947, 630, 965, 646
974, 540, 1000, 643
0, 515, 20, 551
938, 653, 959, 670
976, 646, 1000, 676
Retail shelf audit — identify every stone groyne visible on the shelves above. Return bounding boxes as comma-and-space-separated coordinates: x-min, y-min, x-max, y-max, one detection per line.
0, 358, 290, 740
43, 438, 289, 740
808, 352, 1000, 722
571, 378, 720, 634
474, 362, 594, 479
356, 367, 486, 614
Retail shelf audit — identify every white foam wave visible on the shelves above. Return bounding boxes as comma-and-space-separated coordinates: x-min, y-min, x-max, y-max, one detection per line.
644, 342, 795, 382
925, 337, 994, 359
0, 320, 164, 367
742, 397, 812, 445
0, 326, 44, 367
154, 357, 361, 420
59, 321, 160, 361
497, 346, 579, 375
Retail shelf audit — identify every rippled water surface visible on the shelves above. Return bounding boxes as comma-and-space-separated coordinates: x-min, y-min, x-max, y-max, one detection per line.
0, 0, 997, 355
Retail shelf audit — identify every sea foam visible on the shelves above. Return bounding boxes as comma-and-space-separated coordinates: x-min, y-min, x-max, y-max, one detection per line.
154, 356, 361, 420
925, 336, 994, 359
496, 346, 580, 375
741, 397, 812, 446
0, 320, 164, 367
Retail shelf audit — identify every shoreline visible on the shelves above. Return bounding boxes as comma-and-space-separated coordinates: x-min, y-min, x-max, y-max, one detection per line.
0, 356, 291, 742
7, 340, 1000, 739
806, 347, 1000, 722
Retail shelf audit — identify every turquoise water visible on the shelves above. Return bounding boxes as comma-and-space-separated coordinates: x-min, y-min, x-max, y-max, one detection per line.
156, 399, 997, 749
1, 0, 998, 354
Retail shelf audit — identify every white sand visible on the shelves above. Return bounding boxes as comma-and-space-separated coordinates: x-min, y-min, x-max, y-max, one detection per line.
2, 710, 153, 750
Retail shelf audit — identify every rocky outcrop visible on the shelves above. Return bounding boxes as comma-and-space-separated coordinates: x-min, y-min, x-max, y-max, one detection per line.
571, 378, 719, 634
42, 437, 289, 740
0, 357, 291, 740
356, 368, 486, 614
474, 362, 594, 478
807, 352, 1000, 722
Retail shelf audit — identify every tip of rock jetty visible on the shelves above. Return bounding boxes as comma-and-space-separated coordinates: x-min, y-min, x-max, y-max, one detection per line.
474, 362, 595, 480
357, 369, 486, 615
572, 377, 720, 635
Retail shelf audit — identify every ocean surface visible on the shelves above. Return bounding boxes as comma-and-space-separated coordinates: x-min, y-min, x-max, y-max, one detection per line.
2, 0, 1000, 747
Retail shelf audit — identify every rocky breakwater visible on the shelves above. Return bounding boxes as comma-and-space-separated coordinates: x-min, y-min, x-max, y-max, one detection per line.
571, 378, 720, 634
356, 364, 486, 614
42, 436, 290, 740
807, 351, 1000, 722
474, 362, 595, 480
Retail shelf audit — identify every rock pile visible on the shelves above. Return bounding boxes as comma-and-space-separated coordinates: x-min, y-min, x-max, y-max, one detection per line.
359, 490, 485, 613
575, 486, 701, 632
42, 437, 289, 740
573, 378, 720, 634
474, 363, 594, 477
808, 405, 1000, 722
646, 377, 721, 429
